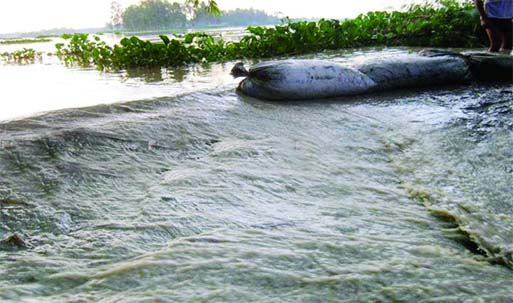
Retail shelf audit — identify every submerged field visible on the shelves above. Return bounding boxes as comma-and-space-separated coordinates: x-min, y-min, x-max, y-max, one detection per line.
1, 47, 512, 302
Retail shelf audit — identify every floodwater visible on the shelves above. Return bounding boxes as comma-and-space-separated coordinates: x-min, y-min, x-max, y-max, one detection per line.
1, 44, 513, 302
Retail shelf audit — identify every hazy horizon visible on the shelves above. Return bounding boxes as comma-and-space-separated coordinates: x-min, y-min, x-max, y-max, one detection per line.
0, 0, 421, 34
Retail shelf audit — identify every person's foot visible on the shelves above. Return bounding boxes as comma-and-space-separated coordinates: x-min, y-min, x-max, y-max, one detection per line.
499, 48, 512, 55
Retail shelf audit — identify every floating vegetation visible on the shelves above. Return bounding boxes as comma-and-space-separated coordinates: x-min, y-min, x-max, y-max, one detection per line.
55, 0, 484, 70
0, 48, 43, 64
0, 38, 52, 45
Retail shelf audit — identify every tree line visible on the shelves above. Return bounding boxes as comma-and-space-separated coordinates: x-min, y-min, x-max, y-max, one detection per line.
110, 0, 280, 31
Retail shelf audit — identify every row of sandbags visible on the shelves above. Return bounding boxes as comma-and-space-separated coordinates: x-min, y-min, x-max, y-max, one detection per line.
231, 49, 512, 100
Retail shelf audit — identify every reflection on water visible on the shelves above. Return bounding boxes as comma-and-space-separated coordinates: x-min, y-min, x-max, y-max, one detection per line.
0, 60, 238, 121
1, 47, 512, 302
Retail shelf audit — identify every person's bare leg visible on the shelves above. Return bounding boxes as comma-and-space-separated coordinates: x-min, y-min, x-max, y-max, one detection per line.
501, 32, 513, 54
499, 20, 512, 52
499, 35, 512, 53
486, 28, 501, 52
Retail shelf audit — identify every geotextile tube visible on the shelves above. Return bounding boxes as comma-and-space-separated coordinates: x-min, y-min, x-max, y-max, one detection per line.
354, 54, 471, 92
232, 49, 512, 101
231, 59, 376, 101
462, 52, 513, 82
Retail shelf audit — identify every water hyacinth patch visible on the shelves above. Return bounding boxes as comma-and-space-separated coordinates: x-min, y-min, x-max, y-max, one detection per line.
0, 48, 43, 64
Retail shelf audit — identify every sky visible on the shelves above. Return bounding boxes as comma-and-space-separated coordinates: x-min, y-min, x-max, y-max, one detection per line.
0, 0, 415, 34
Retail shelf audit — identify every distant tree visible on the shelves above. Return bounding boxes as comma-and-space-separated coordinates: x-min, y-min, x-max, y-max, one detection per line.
191, 7, 280, 27
122, 0, 187, 31
186, 0, 220, 15
119, 0, 228, 31
190, 3, 221, 26
110, 1, 123, 29
221, 8, 280, 26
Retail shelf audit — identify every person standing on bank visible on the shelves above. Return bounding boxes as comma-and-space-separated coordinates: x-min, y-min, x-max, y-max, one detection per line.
474, 0, 513, 53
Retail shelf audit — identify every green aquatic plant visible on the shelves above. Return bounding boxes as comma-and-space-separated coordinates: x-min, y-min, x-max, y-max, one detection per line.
0, 48, 42, 64
55, 0, 484, 70
56, 32, 231, 69
55, 33, 113, 68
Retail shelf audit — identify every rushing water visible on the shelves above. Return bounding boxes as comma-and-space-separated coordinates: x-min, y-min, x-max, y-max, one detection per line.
1, 48, 512, 302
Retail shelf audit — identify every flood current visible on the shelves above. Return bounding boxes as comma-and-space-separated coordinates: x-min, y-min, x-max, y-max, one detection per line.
1, 48, 512, 302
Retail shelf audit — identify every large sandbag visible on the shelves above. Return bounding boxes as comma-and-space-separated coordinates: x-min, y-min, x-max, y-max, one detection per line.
420, 49, 512, 82
231, 60, 376, 101
354, 54, 471, 91
463, 52, 513, 82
